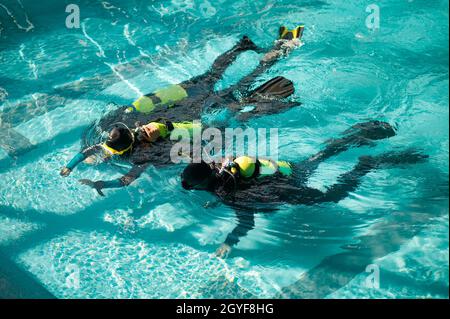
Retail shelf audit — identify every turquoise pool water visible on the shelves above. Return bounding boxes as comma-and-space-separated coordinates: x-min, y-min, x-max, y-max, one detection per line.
0, 0, 448, 298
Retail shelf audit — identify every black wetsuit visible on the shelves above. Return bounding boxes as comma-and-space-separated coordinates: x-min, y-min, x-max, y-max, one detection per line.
70, 36, 301, 192
197, 121, 426, 247
88, 37, 298, 138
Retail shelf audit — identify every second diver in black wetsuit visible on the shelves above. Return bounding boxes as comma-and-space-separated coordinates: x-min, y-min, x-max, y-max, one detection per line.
180, 121, 429, 258
60, 26, 306, 195
93, 25, 305, 130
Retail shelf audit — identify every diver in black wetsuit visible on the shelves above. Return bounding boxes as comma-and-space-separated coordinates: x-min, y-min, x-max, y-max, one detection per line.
94, 25, 305, 130
60, 26, 305, 195
180, 121, 428, 258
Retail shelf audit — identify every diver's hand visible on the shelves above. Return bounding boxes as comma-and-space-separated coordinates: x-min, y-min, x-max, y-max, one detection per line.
79, 179, 105, 196
215, 243, 232, 259
60, 167, 72, 177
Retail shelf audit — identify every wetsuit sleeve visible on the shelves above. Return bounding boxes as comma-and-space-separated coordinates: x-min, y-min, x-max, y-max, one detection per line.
66, 144, 102, 170
224, 209, 256, 247
101, 163, 150, 189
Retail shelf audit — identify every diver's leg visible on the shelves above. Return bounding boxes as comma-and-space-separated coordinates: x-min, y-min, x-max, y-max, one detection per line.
220, 38, 301, 99
295, 121, 397, 185
303, 149, 428, 204
182, 36, 259, 91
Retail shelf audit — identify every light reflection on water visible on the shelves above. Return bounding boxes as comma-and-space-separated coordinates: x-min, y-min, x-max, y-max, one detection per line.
0, 0, 448, 298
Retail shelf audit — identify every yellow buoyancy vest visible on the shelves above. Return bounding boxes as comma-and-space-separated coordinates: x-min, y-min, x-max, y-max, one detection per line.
146, 121, 201, 139
131, 84, 188, 113
231, 156, 293, 178
232, 156, 256, 178
259, 159, 292, 176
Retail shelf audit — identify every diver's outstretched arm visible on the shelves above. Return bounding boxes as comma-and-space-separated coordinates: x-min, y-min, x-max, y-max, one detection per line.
79, 163, 150, 196
60, 144, 103, 177
216, 208, 256, 258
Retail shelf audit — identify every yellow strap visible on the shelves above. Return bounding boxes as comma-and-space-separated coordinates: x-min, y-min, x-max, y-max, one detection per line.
102, 143, 132, 156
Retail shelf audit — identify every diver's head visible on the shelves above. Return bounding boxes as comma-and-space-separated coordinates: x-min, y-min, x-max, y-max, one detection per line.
181, 161, 216, 190
105, 126, 134, 154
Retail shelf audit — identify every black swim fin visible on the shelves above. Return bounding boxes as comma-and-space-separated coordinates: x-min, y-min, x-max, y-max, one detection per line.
279, 25, 304, 40
236, 36, 262, 53
236, 100, 301, 121
324, 120, 397, 149
247, 76, 295, 102
359, 149, 428, 169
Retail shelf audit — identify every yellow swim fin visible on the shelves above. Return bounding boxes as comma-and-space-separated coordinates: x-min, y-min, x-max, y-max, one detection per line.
279, 25, 304, 40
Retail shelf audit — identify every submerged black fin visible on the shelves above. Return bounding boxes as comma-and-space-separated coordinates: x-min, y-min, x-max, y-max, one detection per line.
324, 121, 397, 150
236, 35, 261, 52
359, 149, 428, 169
247, 76, 295, 102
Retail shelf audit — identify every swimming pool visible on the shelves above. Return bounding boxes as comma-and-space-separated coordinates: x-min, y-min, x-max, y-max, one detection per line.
0, 0, 448, 298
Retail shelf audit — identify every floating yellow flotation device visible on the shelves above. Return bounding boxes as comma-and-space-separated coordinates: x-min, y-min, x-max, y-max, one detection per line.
259, 159, 292, 176
172, 122, 201, 137
144, 121, 201, 139
231, 156, 292, 178
279, 25, 304, 40
144, 122, 170, 138
233, 156, 257, 178
129, 84, 188, 113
